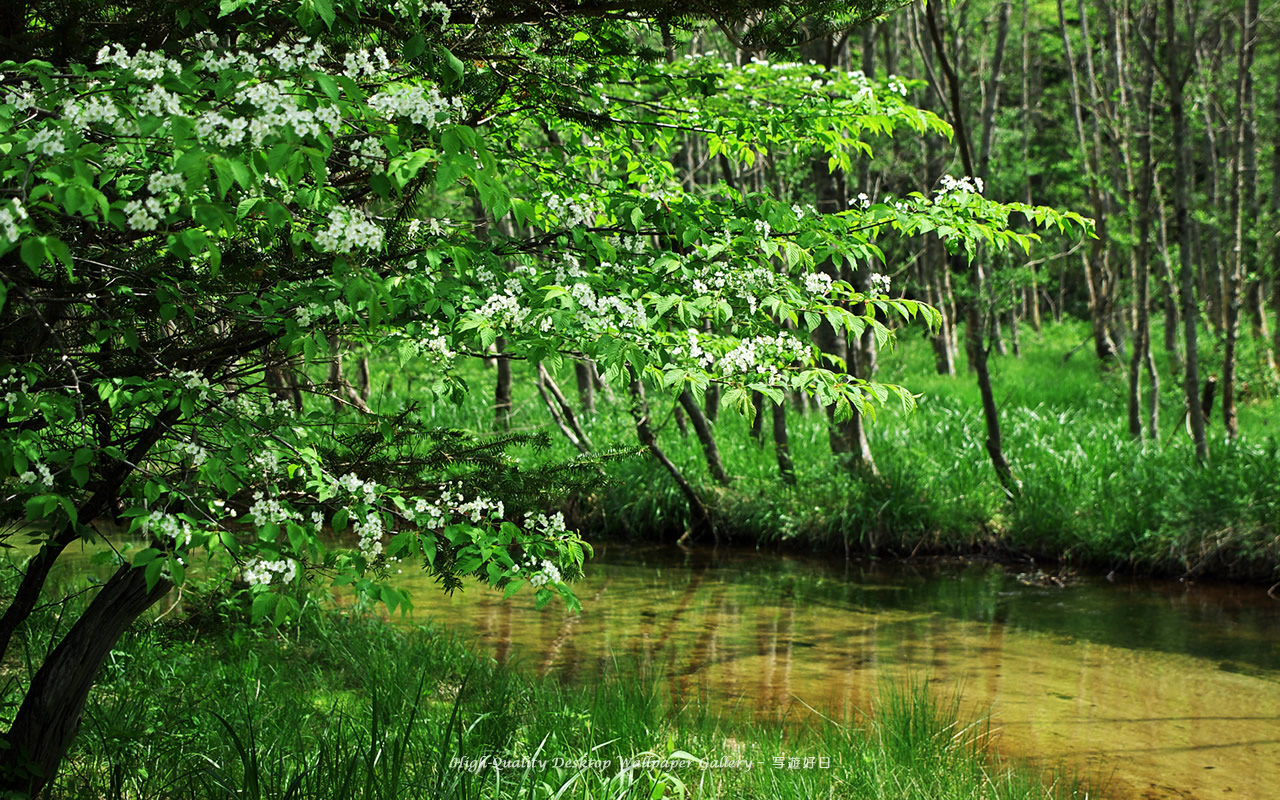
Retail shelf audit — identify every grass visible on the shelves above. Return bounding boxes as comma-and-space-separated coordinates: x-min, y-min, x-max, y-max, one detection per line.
44, 603, 1089, 799
365, 316, 1280, 580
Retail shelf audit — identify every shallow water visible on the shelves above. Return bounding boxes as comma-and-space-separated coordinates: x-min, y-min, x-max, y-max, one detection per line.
390, 544, 1280, 800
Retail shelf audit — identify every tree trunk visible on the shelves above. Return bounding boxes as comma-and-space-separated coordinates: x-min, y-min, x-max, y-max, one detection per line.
926, 0, 1017, 497
1222, 0, 1258, 441
771, 400, 796, 485
1153, 171, 1183, 372
494, 337, 512, 430
573, 361, 595, 414
1273, 58, 1280, 377
1128, 1, 1158, 442
1058, 0, 1117, 362
677, 389, 731, 485
1020, 0, 1042, 334
1, 564, 172, 797
537, 364, 593, 455
1165, 0, 1208, 463
627, 367, 716, 544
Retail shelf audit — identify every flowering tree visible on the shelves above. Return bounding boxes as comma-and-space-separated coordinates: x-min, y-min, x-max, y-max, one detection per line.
0, 0, 1088, 789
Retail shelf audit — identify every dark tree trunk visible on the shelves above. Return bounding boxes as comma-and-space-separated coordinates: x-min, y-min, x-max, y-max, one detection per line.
1128, 1, 1159, 441
771, 400, 796, 485
494, 337, 512, 430
1, 564, 172, 797
574, 361, 595, 414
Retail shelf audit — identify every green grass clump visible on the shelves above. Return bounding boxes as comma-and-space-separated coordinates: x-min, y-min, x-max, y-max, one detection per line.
51, 607, 1087, 800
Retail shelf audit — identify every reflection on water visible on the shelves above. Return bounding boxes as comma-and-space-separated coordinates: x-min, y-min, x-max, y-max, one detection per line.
389, 544, 1280, 800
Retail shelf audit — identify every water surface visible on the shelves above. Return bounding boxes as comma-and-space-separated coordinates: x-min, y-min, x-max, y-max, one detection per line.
393, 544, 1280, 800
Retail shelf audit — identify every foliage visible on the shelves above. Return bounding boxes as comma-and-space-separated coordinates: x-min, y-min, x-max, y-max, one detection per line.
0, 0, 1088, 621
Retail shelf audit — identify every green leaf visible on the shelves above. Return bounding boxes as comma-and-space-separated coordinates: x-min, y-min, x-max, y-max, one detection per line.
251, 591, 279, 623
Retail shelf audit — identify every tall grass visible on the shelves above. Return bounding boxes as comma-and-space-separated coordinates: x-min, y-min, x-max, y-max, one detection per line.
51, 607, 1088, 800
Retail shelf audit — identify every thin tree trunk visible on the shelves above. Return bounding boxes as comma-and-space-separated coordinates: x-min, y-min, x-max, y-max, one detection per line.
1223, 0, 1258, 441
1021, 0, 1042, 333
537, 364, 593, 454
927, 0, 1017, 496
1153, 171, 1182, 371
1058, 0, 1117, 361
1128, 1, 1159, 442
677, 389, 731, 485
1165, 0, 1208, 463
1273, 58, 1280, 376
627, 367, 716, 545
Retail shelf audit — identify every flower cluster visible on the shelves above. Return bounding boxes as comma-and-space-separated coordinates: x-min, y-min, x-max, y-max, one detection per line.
348, 137, 388, 172
264, 37, 326, 73
355, 513, 384, 559
367, 84, 460, 127
18, 461, 54, 490
63, 95, 123, 131
870, 272, 891, 295
194, 112, 250, 147
718, 333, 809, 378
457, 495, 504, 523
522, 558, 563, 588
314, 206, 385, 253
243, 558, 297, 586
123, 197, 164, 231
544, 193, 597, 228
26, 127, 66, 157
173, 370, 213, 393
336, 472, 378, 504
3, 82, 36, 112
523, 510, 571, 538
177, 439, 208, 467
96, 43, 181, 80
239, 81, 343, 145
0, 199, 28, 244
144, 511, 193, 548
247, 490, 295, 528
938, 174, 984, 196
803, 272, 833, 296
343, 47, 392, 79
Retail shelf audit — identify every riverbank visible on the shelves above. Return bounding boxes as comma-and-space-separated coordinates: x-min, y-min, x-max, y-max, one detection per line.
39, 603, 1086, 799
407, 319, 1279, 582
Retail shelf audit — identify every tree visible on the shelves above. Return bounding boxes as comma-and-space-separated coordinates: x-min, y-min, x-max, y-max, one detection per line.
0, 0, 1087, 790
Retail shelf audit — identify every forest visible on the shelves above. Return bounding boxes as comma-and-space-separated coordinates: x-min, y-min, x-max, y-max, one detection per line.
0, 0, 1277, 797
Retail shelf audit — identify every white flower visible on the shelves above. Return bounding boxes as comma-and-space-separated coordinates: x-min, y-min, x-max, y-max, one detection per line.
147, 171, 186, 194
804, 272, 833, 296
243, 558, 297, 586
368, 84, 461, 127
0, 199, 28, 244
314, 206, 384, 253
870, 273, 891, 294
26, 127, 66, 157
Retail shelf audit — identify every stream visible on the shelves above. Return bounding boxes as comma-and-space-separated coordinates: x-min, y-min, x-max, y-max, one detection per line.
392, 543, 1280, 800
